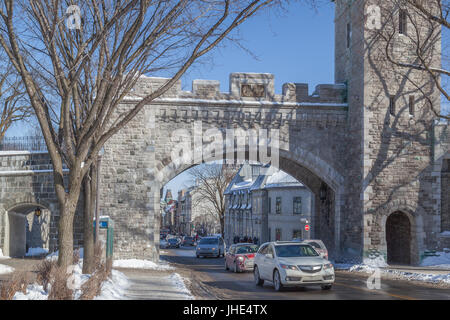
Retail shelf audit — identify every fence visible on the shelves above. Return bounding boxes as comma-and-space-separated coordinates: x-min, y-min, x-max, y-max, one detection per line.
0, 136, 47, 151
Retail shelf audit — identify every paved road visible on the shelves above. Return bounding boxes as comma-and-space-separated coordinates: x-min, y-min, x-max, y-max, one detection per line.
161, 246, 450, 300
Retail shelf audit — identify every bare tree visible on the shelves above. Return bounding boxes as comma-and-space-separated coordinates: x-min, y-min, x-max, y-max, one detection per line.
189, 164, 238, 236
0, 64, 32, 141
0, 0, 294, 268
369, 0, 449, 119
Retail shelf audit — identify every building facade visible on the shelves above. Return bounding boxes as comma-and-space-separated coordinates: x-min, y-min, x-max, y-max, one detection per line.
224, 163, 313, 246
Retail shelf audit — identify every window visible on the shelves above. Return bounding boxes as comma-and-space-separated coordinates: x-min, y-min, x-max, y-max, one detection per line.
409, 96, 415, 115
276, 197, 281, 214
268, 197, 271, 214
258, 244, 269, 255
275, 228, 282, 241
293, 229, 302, 239
389, 95, 396, 115
347, 23, 351, 48
399, 9, 408, 35
293, 197, 302, 214
268, 228, 271, 241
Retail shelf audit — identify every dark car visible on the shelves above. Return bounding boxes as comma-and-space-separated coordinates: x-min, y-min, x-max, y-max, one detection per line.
182, 236, 196, 246
167, 237, 181, 248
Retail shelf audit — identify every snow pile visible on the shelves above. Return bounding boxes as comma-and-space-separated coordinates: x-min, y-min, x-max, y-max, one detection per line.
420, 251, 450, 269
0, 264, 14, 274
94, 270, 130, 300
113, 259, 174, 270
0, 249, 10, 260
13, 284, 48, 300
168, 273, 193, 300
26, 247, 49, 257
362, 256, 388, 268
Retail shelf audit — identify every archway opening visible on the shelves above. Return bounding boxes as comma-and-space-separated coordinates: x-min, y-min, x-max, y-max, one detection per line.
386, 211, 411, 265
4, 204, 50, 258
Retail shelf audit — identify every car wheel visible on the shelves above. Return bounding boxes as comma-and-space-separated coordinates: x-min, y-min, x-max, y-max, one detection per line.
254, 266, 263, 286
321, 284, 332, 290
273, 270, 283, 292
234, 262, 238, 273
196, 254, 200, 258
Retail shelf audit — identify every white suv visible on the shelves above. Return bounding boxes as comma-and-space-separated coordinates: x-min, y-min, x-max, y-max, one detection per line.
253, 241, 334, 291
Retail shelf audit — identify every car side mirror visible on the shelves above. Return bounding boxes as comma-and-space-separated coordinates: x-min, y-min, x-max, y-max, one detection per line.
265, 253, 273, 259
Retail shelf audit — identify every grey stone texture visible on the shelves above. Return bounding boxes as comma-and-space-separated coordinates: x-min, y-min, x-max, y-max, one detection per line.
0, 0, 448, 265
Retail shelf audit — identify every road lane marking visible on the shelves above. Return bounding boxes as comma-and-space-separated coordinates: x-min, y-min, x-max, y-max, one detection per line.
333, 282, 419, 300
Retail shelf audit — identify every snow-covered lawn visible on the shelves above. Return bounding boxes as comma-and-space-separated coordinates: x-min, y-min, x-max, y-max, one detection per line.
13, 249, 130, 300
0, 264, 14, 275
113, 259, 174, 270
420, 251, 450, 269
334, 254, 450, 285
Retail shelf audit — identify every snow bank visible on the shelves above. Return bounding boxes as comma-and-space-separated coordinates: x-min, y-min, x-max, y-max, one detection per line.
13, 284, 48, 300
420, 251, 450, 269
26, 247, 49, 257
0, 264, 14, 274
168, 273, 193, 300
0, 249, 10, 260
94, 270, 130, 300
113, 259, 174, 270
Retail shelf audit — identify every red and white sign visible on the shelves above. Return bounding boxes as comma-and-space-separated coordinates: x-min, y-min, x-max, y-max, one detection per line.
305, 224, 310, 231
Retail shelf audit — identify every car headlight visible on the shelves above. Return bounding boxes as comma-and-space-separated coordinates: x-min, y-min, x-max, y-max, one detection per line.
196, 247, 200, 250
212, 247, 216, 250
280, 264, 298, 271
237, 256, 244, 262
323, 263, 334, 270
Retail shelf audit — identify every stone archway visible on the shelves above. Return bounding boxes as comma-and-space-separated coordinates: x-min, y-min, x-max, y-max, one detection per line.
156, 146, 345, 259
386, 211, 411, 265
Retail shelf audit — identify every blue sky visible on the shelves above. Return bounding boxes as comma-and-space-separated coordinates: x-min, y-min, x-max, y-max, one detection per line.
164, 1, 336, 198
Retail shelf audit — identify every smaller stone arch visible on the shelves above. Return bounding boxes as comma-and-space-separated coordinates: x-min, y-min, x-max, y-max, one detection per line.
375, 200, 425, 265
2, 201, 52, 258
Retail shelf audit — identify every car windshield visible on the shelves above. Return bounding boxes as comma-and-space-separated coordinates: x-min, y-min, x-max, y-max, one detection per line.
199, 238, 218, 245
236, 245, 258, 254
306, 242, 322, 249
184, 237, 193, 240
275, 245, 319, 257
168, 238, 177, 243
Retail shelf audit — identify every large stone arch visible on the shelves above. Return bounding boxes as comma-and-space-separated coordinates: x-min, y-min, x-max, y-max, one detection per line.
154, 145, 345, 258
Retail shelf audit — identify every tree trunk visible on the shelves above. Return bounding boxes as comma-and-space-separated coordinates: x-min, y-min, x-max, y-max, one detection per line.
57, 200, 77, 269
82, 164, 96, 274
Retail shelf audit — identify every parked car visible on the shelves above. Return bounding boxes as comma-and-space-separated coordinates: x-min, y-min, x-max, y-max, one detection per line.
182, 236, 196, 246
160, 239, 168, 248
301, 239, 329, 260
167, 237, 181, 248
253, 241, 334, 291
196, 236, 226, 258
225, 243, 259, 273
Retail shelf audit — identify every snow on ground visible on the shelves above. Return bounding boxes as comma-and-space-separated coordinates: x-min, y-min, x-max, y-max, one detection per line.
94, 270, 130, 300
113, 259, 174, 270
26, 247, 49, 257
14, 249, 129, 300
168, 273, 193, 300
0, 264, 14, 274
0, 248, 10, 260
420, 251, 450, 269
334, 254, 450, 285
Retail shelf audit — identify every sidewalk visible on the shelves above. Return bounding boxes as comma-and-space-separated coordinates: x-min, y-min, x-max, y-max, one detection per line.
116, 268, 194, 300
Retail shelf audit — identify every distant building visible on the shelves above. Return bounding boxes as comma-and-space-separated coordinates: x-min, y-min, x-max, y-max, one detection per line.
224, 163, 313, 246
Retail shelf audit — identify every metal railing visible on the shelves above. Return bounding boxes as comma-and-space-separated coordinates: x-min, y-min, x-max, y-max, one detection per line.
0, 136, 47, 151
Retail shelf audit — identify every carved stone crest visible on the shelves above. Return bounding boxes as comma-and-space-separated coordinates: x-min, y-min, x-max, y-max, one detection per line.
241, 84, 265, 97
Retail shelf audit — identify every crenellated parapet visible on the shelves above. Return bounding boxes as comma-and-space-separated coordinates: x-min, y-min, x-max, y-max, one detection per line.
129, 72, 347, 106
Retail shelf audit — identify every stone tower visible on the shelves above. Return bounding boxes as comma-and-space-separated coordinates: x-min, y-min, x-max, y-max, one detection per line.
334, 0, 443, 264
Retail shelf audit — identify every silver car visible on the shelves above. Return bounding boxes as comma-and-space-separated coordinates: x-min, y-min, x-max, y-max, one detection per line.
196, 236, 226, 258
253, 241, 334, 291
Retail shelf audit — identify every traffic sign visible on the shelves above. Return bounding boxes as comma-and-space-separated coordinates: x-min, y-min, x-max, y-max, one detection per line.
305, 224, 310, 231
